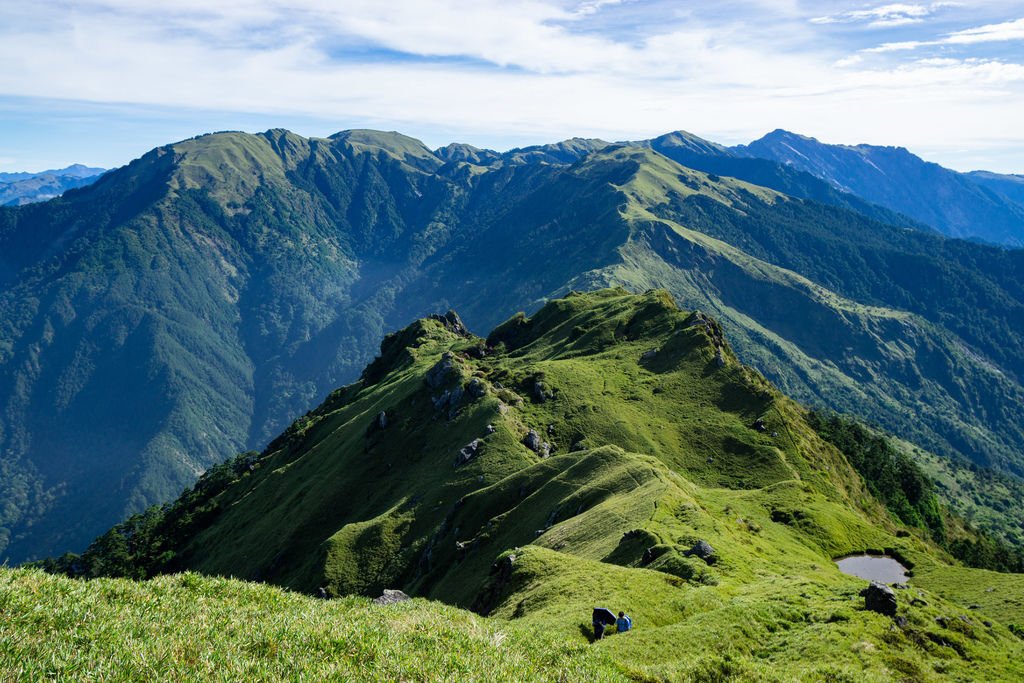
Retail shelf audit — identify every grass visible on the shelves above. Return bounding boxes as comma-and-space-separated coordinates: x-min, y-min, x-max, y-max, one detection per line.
0, 569, 622, 682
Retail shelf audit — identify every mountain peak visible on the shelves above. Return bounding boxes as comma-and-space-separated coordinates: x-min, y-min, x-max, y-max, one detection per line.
647, 130, 732, 157
331, 129, 442, 172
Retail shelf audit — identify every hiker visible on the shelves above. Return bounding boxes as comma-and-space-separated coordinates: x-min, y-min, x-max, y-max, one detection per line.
592, 607, 615, 640
616, 611, 632, 633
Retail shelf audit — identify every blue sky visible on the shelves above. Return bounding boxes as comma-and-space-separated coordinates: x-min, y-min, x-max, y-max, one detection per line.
1, 1, 1023, 173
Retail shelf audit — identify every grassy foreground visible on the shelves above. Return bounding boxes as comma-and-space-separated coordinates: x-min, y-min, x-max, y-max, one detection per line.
0, 569, 621, 682
4, 564, 1022, 682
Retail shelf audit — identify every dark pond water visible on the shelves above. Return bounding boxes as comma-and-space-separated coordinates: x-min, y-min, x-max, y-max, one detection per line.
835, 554, 909, 584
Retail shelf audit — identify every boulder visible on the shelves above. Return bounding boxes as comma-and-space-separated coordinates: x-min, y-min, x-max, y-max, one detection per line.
454, 439, 483, 467
641, 348, 658, 361
426, 352, 461, 389
432, 385, 464, 417
684, 540, 717, 564
533, 381, 553, 403
466, 377, 487, 399
376, 411, 388, 430
430, 310, 471, 337
373, 589, 411, 605
715, 348, 726, 367
485, 424, 496, 435
861, 582, 898, 617
522, 429, 550, 457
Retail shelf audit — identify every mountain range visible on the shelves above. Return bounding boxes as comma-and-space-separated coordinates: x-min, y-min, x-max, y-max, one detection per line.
735, 130, 1024, 246
1, 127, 1023, 566
0, 164, 106, 206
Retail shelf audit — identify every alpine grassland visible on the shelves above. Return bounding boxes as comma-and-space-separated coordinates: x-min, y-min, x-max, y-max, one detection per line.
28, 290, 1024, 681
0, 569, 620, 682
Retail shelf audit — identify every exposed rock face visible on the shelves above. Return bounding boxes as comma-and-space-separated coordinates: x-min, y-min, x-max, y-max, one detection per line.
426, 352, 461, 389
430, 310, 471, 337
523, 430, 551, 457
455, 439, 483, 467
373, 589, 411, 605
432, 387, 464, 417
466, 378, 487, 399
861, 582, 898, 617
376, 411, 389, 429
684, 540, 717, 564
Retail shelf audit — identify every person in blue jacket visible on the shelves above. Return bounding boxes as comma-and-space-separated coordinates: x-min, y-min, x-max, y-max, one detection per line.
616, 611, 632, 633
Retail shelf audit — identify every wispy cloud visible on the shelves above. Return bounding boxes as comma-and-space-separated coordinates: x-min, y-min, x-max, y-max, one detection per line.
572, 0, 631, 17
866, 16, 1024, 51
811, 3, 957, 29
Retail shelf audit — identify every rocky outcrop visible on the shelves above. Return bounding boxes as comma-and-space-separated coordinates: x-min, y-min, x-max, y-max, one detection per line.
523, 430, 551, 457
861, 582, 898, 617
373, 589, 411, 605
684, 540, 717, 564
466, 378, 488, 399
455, 439, 483, 467
430, 310, 471, 337
426, 352, 461, 389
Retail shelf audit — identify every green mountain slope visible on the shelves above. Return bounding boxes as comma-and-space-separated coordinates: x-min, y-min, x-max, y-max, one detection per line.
39, 290, 1024, 681
2, 129, 1023, 565
398, 145, 1024, 474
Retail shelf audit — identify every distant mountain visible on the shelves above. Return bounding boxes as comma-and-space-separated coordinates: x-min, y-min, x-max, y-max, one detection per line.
637, 131, 927, 230
966, 170, 1024, 207
0, 164, 106, 206
735, 130, 1024, 246
2, 128, 1023, 565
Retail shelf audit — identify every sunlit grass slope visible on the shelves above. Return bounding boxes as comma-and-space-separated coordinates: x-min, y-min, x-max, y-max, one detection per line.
0, 569, 620, 682
38, 289, 1023, 681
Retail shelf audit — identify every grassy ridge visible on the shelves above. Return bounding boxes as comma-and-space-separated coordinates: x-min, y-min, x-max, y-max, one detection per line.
0, 569, 620, 682
32, 289, 1024, 681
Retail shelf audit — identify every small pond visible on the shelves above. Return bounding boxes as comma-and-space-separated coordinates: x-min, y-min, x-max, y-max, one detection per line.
835, 554, 909, 584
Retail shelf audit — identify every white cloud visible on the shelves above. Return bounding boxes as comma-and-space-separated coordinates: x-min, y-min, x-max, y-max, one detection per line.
944, 16, 1024, 43
0, 0, 1021, 171
572, 0, 631, 17
867, 16, 1024, 51
811, 3, 956, 28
